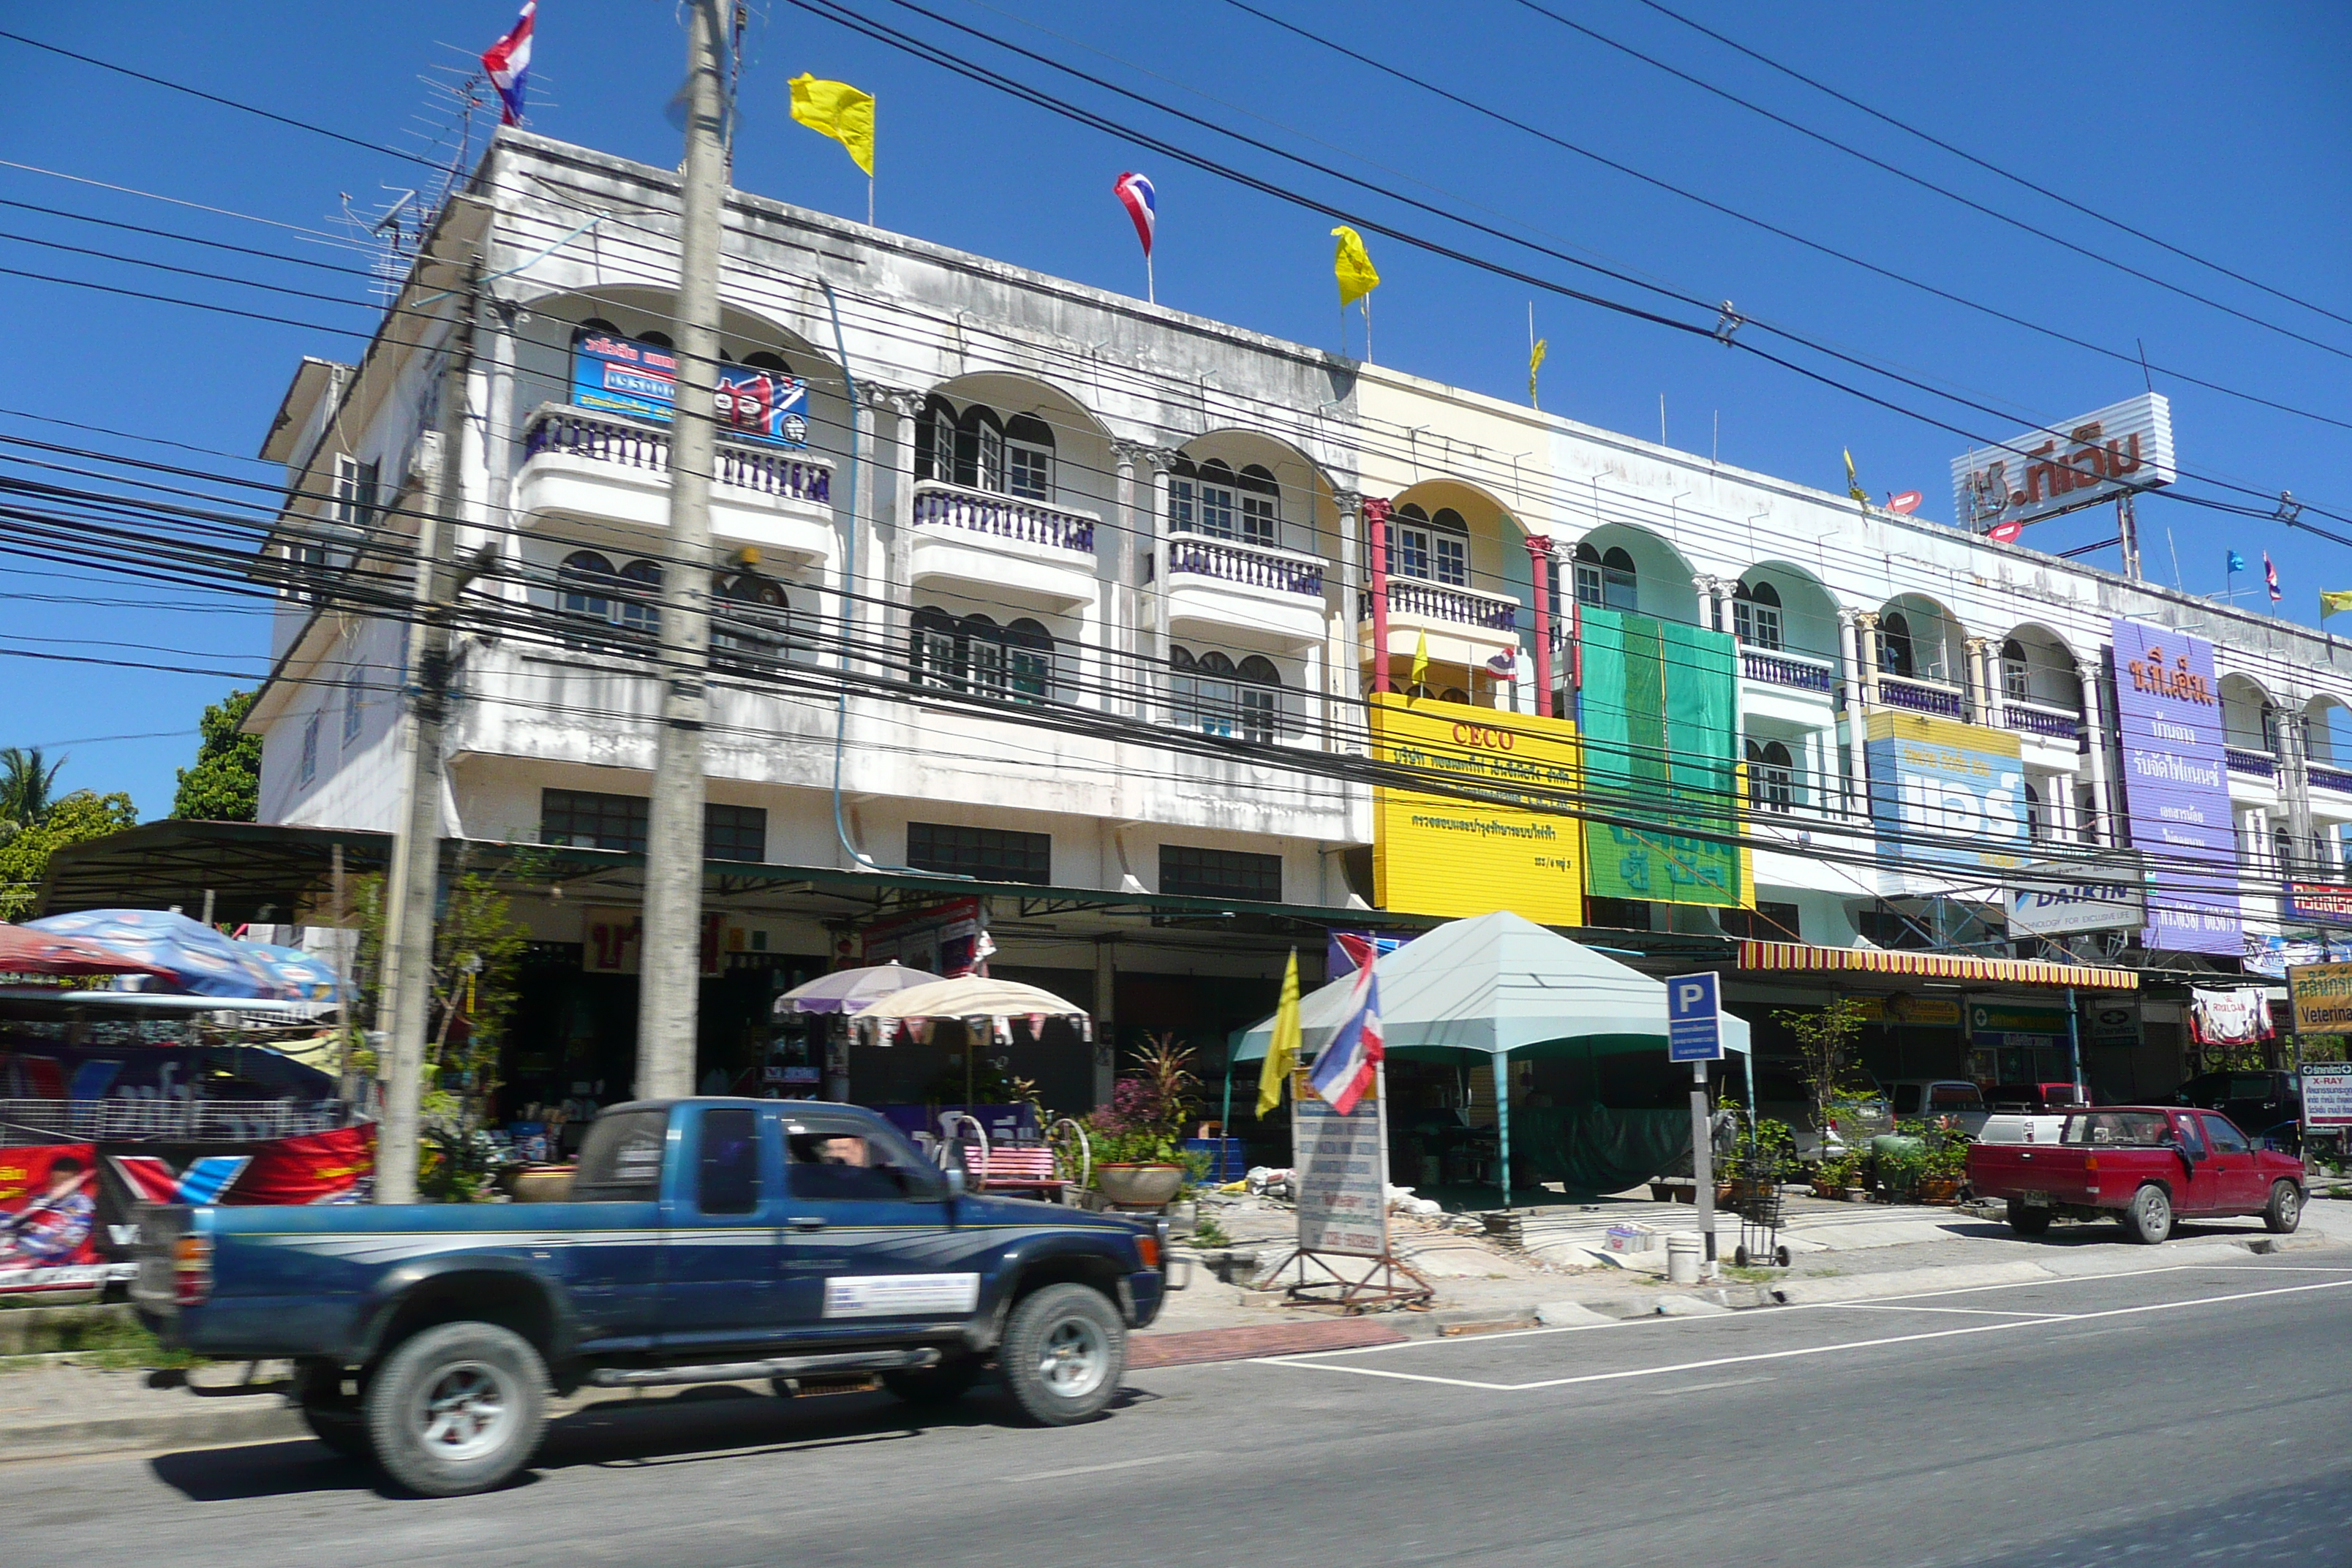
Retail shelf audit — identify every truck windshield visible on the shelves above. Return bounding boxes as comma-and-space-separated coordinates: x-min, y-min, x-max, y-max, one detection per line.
2062, 1112, 2171, 1147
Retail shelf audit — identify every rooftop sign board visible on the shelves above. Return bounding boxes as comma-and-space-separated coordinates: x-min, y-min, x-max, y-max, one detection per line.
1951, 393, 2174, 535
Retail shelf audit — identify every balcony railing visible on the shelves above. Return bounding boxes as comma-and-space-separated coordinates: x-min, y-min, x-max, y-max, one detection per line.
521, 407, 832, 505
912, 480, 1096, 554
2227, 748, 2278, 780
2003, 700, 2081, 741
1741, 647, 1836, 693
1878, 675, 1965, 717
2312, 765, 2352, 794
1357, 578, 1520, 632
1168, 533, 1324, 597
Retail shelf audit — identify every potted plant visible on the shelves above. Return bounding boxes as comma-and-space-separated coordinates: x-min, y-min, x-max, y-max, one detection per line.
1088, 1035, 1196, 1207
1813, 1148, 1862, 1199
1915, 1115, 1970, 1203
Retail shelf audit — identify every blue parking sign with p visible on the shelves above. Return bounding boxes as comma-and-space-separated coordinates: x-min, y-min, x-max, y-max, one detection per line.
1667, 971, 1723, 1063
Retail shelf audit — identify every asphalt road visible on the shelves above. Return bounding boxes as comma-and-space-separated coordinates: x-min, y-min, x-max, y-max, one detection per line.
14, 1251, 2352, 1567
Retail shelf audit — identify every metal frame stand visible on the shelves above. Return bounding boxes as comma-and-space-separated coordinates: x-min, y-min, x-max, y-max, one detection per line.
1252, 1245, 1434, 1314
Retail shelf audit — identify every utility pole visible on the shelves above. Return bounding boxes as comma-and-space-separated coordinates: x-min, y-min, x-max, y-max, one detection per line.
636, 0, 728, 1100
377, 274, 480, 1204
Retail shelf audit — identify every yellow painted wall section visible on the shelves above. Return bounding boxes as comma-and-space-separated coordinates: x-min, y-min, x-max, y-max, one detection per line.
1368, 693, 1585, 925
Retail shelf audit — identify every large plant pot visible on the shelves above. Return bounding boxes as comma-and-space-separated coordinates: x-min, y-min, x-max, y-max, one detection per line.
512, 1165, 576, 1202
1096, 1163, 1186, 1207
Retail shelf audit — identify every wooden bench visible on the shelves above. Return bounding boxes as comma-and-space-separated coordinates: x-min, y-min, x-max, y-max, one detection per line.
966, 1142, 1066, 1201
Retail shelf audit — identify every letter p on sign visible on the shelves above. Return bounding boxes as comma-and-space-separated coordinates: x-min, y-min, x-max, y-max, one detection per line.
1667, 970, 1723, 1062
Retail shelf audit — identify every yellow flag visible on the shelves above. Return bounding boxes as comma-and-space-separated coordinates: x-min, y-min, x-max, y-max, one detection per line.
1844, 448, 1869, 507
1529, 337, 1548, 408
1410, 630, 1431, 693
2324, 590, 2352, 619
791, 73, 875, 177
1331, 226, 1380, 306
1256, 949, 1302, 1118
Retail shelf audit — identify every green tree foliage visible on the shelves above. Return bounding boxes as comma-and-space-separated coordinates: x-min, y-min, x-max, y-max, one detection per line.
0, 748, 67, 843
1773, 997, 1874, 1141
0, 789, 138, 921
171, 690, 263, 822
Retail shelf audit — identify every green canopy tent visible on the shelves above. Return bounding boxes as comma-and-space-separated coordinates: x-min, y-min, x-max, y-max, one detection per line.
1237, 911, 1751, 1207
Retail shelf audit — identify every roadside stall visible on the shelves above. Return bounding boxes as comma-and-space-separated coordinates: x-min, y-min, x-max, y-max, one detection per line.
770, 960, 941, 1100
1236, 911, 1752, 1208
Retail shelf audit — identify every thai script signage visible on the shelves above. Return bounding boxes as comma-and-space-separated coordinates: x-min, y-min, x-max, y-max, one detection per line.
2288, 962, 2352, 1035
1368, 693, 1585, 926
2108, 619, 2239, 954
2302, 1065, 2352, 1130
1951, 393, 2175, 534
570, 328, 810, 448
1292, 1068, 1387, 1257
2006, 858, 2147, 938
2286, 882, 2352, 925
1863, 711, 2027, 894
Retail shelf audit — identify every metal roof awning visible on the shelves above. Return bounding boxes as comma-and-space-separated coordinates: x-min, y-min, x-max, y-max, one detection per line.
36, 821, 394, 924
1736, 940, 2138, 992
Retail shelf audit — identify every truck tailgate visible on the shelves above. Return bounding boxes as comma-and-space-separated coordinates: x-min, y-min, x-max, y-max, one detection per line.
1968, 1142, 2094, 1204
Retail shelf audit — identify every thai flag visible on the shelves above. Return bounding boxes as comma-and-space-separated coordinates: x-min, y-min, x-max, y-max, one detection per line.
2265, 552, 2283, 603
1308, 932, 1383, 1116
483, 1, 536, 128
1112, 171, 1156, 259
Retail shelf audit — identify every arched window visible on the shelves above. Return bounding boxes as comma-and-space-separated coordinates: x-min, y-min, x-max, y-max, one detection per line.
742, 350, 792, 377
1733, 579, 1783, 650
911, 606, 962, 690
1169, 645, 1200, 729
1745, 738, 1794, 813
1006, 619, 1053, 704
963, 613, 1004, 694
1171, 646, 1281, 739
1196, 651, 1240, 737
954, 404, 1006, 492
2024, 780, 2044, 841
2077, 785, 2100, 845
2261, 701, 2281, 754
1197, 459, 1240, 539
2001, 638, 2029, 701
1389, 503, 1467, 588
1572, 542, 1635, 610
1004, 414, 1055, 501
559, 550, 617, 622
1438, 686, 1470, 705
1877, 611, 1915, 678
1238, 465, 1280, 547
1238, 655, 1281, 742
916, 395, 957, 483
713, 573, 790, 660
1167, 457, 1199, 535
616, 559, 662, 636
638, 331, 674, 350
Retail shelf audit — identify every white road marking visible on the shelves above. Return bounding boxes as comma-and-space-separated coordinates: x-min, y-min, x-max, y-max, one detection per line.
1001, 1451, 1205, 1483
1259, 1276, 2352, 1393
1815, 1304, 2078, 1319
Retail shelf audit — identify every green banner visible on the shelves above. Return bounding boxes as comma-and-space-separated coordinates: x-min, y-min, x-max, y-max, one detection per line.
1578, 606, 1744, 908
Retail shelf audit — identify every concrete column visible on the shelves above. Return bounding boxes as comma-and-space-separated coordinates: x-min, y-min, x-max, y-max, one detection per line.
1333, 490, 1363, 748
1837, 607, 1868, 821
2283, 711, 2318, 873
1963, 638, 1991, 726
2079, 655, 2116, 848
1142, 448, 1179, 717
1111, 439, 1149, 719
1093, 938, 1117, 1110
1854, 612, 1882, 708
857, 385, 921, 682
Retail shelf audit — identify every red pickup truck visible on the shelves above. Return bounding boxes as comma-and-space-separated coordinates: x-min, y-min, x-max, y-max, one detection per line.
1968, 1107, 2305, 1244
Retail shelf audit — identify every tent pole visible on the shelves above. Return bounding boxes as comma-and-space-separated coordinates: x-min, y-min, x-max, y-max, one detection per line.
1492, 1050, 1512, 1210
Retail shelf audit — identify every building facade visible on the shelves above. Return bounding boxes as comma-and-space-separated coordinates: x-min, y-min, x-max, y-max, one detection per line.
243, 131, 2352, 1138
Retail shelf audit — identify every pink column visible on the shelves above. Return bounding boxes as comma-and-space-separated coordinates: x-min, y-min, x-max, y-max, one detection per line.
1526, 535, 1554, 718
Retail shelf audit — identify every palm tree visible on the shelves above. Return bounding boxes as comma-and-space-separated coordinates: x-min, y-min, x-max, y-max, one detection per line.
0, 747, 66, 840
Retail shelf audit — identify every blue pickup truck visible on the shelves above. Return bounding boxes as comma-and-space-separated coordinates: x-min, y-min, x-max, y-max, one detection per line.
133, 1098, 1167, 1496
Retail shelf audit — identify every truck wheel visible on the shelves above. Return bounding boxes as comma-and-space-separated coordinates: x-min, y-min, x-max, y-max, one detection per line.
2122, 1184, 2173, 1245
2264, 1180, 2302, 1235
1000, 1284, 1124, 1427
364, 1322, 548, 1498
2007, 1202, 2052, 1237
881, 1357, 984, 1407
293, 1361, 372, 1460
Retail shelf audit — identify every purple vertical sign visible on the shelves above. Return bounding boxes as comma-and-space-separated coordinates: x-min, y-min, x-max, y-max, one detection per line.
2107, 618, 2240, 954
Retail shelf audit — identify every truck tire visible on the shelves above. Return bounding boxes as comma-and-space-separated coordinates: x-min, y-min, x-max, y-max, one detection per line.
293, 1360, 372, 1460
2006, 1201, 2052, 1237
2264, 1180, 2302, 1235
881, 1357, 985, 1408
363, 1321, 548, 1498
2122, 1184, 2173, 1245
999, 1284, 1124, 1427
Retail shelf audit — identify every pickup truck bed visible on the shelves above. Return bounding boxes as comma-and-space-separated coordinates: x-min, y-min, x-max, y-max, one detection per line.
1967, 1105, 2305, 1245
135, 1098, 1165, 1496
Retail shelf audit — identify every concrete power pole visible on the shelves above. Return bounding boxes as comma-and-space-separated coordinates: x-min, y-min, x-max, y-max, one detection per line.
636, 0, 729, 1099
377, 276, 480, 1204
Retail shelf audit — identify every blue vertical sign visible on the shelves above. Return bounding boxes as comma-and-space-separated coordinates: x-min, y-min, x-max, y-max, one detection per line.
1667, 971, 1724, 1063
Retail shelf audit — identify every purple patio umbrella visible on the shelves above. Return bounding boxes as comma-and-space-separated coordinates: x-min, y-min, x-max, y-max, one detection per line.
771, 960, 943, 1017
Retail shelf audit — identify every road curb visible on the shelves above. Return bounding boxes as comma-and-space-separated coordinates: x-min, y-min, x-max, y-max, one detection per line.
1769, 1262, 2051, 1305
0, 1400, 306, 1463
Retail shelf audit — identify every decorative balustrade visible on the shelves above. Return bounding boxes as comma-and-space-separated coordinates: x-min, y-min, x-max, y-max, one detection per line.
1357, 578, 1520, 632
1167, 533, 1324, 596
1877, 676, 1966, 717
911, 480, 1096, 554
521, 407, 832, 505
2311, 765, 2352, 794
2002, 701, 2081, 740
2225, 748, 2278, 780
1741, 648, 1836, 693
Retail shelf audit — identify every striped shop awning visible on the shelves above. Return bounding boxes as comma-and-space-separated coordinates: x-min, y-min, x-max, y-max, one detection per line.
1736, 941, 2139, 992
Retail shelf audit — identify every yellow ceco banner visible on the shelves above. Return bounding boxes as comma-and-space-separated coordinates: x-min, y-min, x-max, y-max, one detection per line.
1368, 693, 1584, 925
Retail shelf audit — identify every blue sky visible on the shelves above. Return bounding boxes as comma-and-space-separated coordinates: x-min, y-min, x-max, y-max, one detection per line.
1, 1, 2346, 816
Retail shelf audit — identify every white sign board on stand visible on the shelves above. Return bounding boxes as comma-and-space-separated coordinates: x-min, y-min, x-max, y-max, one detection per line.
2302, 1065, 2352, 1131
1292, 1067, 1388, 1258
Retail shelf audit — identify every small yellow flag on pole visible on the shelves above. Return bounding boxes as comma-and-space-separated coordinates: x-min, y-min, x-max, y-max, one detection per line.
1844, 448, 1869, 508
1256, 949, 1302, 1118
791, 73, 876, 177
2323, 590, 2352, 619
1409, 630, 1431, 694
1331, 226, 1380, 306
1529, 337, 1548, 409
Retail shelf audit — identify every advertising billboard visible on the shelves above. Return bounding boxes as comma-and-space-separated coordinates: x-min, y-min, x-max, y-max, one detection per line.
2108, 619, 2240, 954
2005, 859, 2146, 938
1368, 693, 1584, 926
2286, 882, 2352, 925
1951, 392, 2175, 535
1863, 711, 2028, 893
570, 328, 810, 448
2288, 961, 2352, 1035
